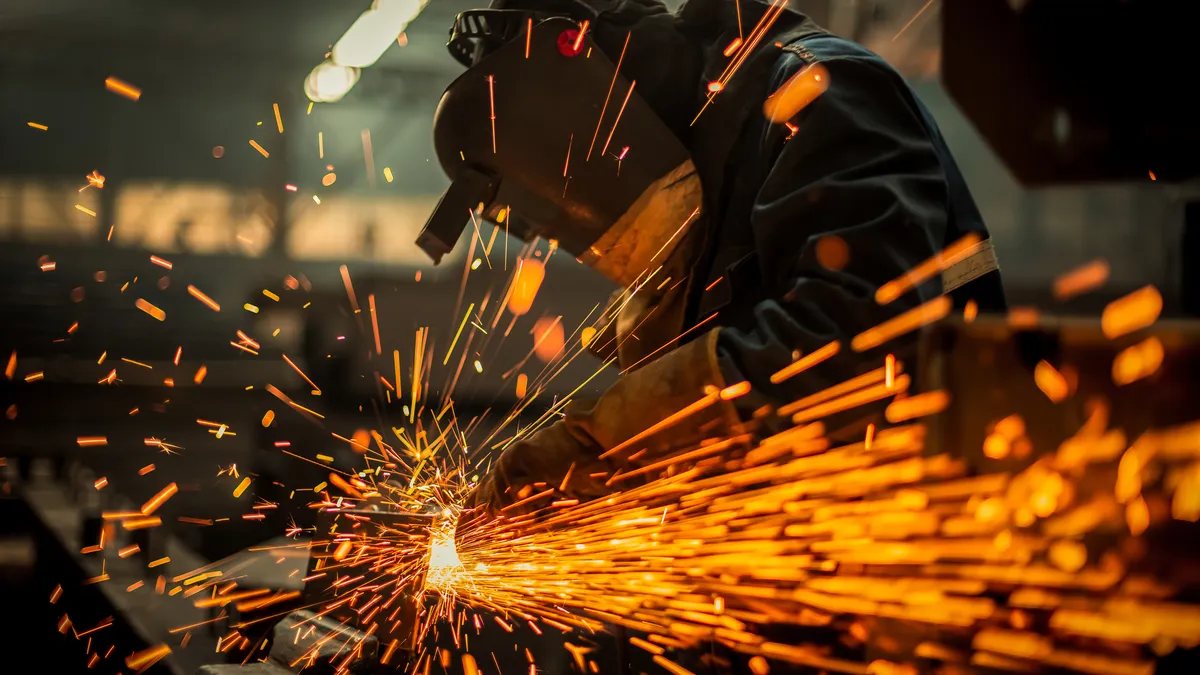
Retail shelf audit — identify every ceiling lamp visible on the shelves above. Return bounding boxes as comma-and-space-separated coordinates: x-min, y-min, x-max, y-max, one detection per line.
305, 0, 430, 103
304, 61, 361, 103
332, 0, 425, 68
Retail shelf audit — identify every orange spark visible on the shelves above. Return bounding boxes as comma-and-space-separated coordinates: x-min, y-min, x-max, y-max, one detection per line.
720, 381, 752, 400
652, 655, 696, 675
506, 259, 545, 316
1101, 285, 1163, 339
339, 265, 360, 311
1053, 259, 1110, 300
105, 76, 142, 101
587, 31, 631, 161
282, 354, 321, 393
963, 299, 979, 323
851, 296, 952, 352
770, 341, 840, 384
369, 294, 382, 355
122, 517, 162, 531
135, 298, 166, 321
141, 482, 178, 515
763, 63, 829, 123
876, 234, 983, 304
885, 389, 951, 423
443, 303, 475, 366
1034, 360, 1070, 403
393, 349, 403, 399
233, 477, 251, 498
892, 0, 938, 42
532, 316, 565, 363
488, 75, 497, 154
1112, 337, 1165, 386
563, 133, 574, 177
1008, 306, 1040, 328
125, 645, 171, 671
693, 0, 787, 125
236, 330, 259, 349
178, 517, 212, 526
362, 128, 376, 188
601, 80, 637, 156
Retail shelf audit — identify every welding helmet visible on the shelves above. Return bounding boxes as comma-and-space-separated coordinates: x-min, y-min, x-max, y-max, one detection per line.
416, 0, 704, 287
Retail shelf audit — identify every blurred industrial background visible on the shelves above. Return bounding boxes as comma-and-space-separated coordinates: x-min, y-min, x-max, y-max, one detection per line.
1, 0, 1197, 673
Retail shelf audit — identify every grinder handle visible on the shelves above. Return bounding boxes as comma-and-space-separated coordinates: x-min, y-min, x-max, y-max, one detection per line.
416, 166, 497, 265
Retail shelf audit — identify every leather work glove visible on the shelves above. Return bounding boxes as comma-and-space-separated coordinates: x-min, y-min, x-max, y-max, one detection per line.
460, 329, 743, 527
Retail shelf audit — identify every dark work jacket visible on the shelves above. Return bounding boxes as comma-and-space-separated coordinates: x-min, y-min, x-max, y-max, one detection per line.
472, 7, 1008, 672
468, 0, 1009, 530
674, 1, 1007, 432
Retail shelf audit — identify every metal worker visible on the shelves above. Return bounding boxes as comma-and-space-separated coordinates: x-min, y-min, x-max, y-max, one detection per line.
416, 0, 1006, 518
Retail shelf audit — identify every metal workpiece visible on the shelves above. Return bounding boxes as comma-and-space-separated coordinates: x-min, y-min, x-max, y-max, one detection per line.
195, 664, 294, 675
304, 510, 436, 654
267, 610, 381, 674
193, 609, 381, 675
207, 509, 438, 670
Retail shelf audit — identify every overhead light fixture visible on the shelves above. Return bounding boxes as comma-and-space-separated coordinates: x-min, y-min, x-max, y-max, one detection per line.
305, 0, 430, 103
304, 61, 361, 103
333, 0, 424, 68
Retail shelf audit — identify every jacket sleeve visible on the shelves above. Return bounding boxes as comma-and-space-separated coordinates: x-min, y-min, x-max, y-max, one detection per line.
715, 50, 952, 432
462, 328, 741, 516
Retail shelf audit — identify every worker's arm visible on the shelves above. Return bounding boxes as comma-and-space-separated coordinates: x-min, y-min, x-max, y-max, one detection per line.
462, 49, 953, 518
714, 49, 950, 431
461, 328, 736, 518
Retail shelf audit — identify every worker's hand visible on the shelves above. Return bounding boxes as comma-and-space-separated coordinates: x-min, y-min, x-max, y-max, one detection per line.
458, 421, 599, 521
458, 330, 741, 537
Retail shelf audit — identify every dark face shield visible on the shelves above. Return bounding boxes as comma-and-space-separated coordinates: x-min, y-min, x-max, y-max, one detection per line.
416, 12, 703, 287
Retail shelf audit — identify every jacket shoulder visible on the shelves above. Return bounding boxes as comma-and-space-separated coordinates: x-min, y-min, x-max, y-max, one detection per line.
774, 32, 897, 73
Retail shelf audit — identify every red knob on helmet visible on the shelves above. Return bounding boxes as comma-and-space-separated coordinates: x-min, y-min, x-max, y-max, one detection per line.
557, 28, 585, 57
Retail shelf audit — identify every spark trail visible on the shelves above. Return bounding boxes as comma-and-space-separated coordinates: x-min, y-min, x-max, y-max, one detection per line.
438, 409, 1200, 675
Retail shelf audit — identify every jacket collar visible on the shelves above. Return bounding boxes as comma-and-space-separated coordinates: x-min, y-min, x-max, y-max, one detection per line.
678, 0, 822, 202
